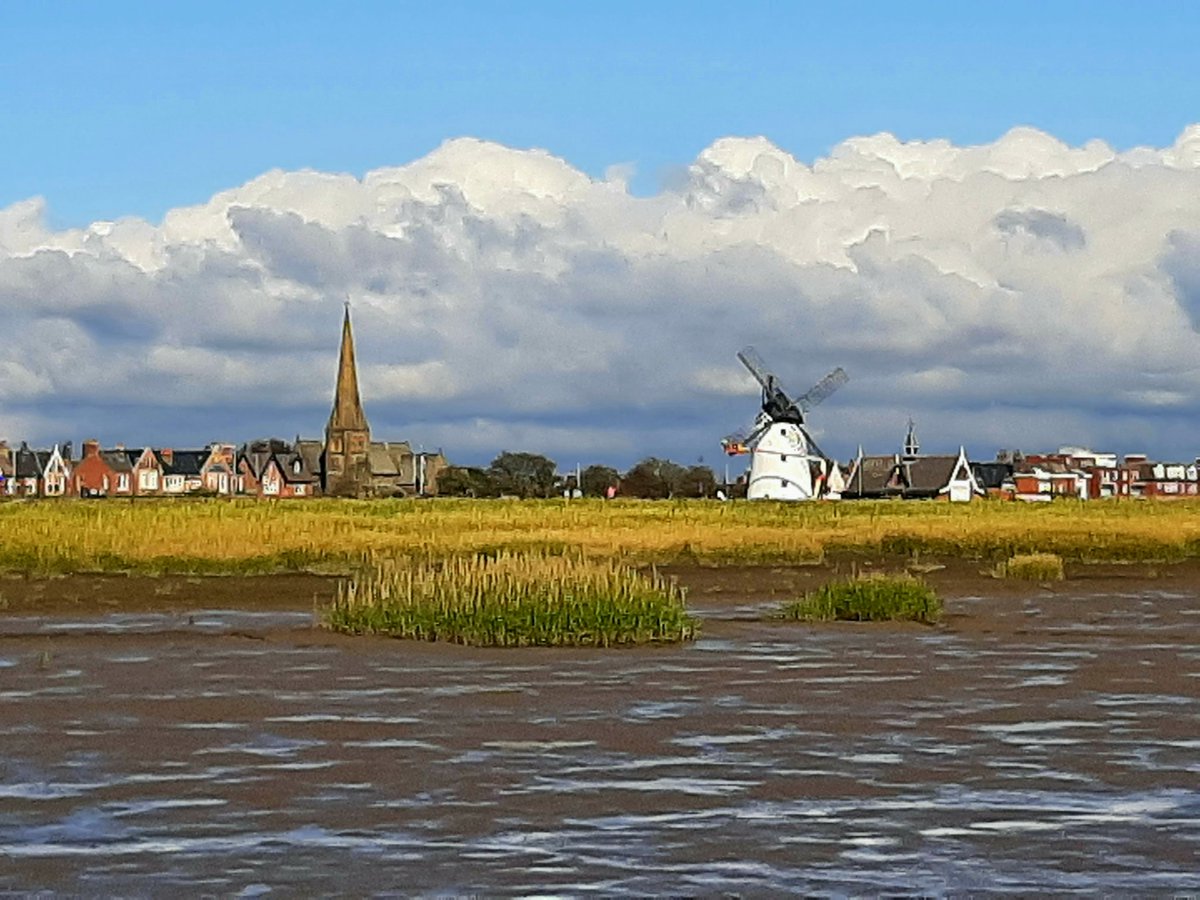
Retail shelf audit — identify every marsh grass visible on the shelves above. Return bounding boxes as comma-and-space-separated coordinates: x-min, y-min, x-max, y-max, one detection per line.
3, 497, 1200, 576
995, 552, 1066, 581
323, 551, 699, 647
781, 574, 942, 624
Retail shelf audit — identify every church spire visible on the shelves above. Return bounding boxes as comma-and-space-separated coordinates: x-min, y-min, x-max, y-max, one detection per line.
329, 304, 368, 433
323, 304, 372, 497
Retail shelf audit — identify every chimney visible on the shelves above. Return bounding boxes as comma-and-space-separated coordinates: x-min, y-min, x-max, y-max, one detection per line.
160, 448, 174, 465
83, 439, 101, 458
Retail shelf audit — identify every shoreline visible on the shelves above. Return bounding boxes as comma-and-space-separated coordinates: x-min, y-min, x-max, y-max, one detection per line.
2, 556, 1196, 628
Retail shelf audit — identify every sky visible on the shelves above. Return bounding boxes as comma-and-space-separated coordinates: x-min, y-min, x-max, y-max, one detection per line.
3, 2, 1200, 467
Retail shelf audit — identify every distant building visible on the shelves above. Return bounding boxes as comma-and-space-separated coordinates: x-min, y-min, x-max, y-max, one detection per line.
319, 306, 446, 498
842, 421, 981, 502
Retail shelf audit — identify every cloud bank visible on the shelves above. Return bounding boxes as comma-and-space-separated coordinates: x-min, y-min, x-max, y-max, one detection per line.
4, 126, 1200, 465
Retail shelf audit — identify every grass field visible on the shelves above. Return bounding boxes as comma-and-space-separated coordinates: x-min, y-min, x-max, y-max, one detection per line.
3, 497, 1200, 575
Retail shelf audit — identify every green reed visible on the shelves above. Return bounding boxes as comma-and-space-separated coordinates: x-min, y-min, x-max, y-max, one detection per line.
324, 551, 699, 647
995, 552, 1066, 581
781, 573, 942, 624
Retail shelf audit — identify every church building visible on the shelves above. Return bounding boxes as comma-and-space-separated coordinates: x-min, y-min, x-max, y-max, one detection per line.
321, 306, 446, 498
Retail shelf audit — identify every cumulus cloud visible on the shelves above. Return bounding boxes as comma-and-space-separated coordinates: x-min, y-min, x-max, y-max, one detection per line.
4, 129, 1200, 464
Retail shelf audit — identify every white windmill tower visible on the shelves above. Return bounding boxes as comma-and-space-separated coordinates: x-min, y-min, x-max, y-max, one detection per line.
722, 346, 848, 501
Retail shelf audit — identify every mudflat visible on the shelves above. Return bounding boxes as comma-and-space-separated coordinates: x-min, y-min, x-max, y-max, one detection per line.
1, 561, 1197, 893
1, 555, 1196, 616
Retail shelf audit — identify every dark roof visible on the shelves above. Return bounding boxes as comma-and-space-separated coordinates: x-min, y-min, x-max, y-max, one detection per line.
844, 455, 899, 497
161, 450, 209, 477
903, 456, 961, 494
294, 440, 324, 475
845, 453, 971, 498
367, 441, 414, 478
99, 450, 134, 473
124, 448, 156, 468
272, 451, 319, 484
971, 461, 1013, 490
14, 448, 53, 478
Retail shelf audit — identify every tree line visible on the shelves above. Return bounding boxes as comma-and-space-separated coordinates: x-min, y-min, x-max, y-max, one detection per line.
437, 451, 730, 499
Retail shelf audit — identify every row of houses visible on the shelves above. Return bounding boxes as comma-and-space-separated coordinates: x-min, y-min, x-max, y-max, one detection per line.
818, 424, 1200, 503
0, 438, 443, 500
0, 307, 451, 501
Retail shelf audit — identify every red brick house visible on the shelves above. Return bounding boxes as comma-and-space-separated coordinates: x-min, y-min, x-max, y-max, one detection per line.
238, 439, 320, 499
72, 440, 135, 498
1128, 459, 1199, 499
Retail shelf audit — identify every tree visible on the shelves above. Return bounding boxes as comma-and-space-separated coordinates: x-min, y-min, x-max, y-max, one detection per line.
580, 464, 620, 498
680, 464, 718, 498
621, 457, 688, 499
488, 451, 557, 499
437, 466, 500, 498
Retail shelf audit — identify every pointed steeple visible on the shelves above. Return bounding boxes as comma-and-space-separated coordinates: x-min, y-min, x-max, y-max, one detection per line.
328, 304, 368, 433
323, 304, 372, 497
903, 418, 920, 460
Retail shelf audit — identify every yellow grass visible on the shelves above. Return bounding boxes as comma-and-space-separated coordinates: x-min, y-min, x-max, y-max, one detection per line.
3, 497, 1200, 574
996, 552, 1066, 581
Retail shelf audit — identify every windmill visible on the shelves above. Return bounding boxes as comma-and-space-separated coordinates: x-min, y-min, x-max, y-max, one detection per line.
722, 346, 848, 500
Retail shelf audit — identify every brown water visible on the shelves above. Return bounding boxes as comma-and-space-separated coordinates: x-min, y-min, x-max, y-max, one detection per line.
1, 588, 1198, 894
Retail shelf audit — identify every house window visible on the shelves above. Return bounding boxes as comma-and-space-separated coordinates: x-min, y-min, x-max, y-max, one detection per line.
294, 484, 306, 496
117, 473, 129, 492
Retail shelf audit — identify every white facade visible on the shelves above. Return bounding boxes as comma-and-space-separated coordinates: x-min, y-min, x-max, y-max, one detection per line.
747, 422, 816, 500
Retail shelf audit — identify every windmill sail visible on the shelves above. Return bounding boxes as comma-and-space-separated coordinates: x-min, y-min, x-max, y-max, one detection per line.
797, 367, 848, 413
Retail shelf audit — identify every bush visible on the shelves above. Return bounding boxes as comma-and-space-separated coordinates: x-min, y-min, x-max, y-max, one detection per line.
781, 574, 941, 624
324, 551, 699, 647
995, 552, 1065, 581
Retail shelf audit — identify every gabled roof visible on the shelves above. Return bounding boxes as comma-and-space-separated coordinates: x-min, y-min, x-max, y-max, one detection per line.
126, 448, 159, 468
99, 450, 134, 473
845, 454, 899, 496
367, 441, 414, 478
294, 439, 324, 475
14, 447, 62, 478
161, 450, 209, 477
270, 451, 319, 484
902, 456, 961, 494
971, 461, 1013, 490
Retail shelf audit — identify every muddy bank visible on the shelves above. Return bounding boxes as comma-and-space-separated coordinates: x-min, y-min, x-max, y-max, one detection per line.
1, 555, 1196, 625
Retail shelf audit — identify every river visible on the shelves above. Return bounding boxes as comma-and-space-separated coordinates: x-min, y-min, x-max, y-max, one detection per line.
1, 580, 1197, 893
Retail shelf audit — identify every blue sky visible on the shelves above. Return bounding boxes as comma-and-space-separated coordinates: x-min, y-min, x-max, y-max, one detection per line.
4, 2, 1200, 465
4, 2, 1197, 228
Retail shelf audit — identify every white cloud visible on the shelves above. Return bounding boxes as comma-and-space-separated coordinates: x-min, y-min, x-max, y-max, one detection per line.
4, 126, 1200, 465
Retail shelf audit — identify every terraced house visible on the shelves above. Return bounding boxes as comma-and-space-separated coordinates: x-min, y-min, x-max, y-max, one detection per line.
0, 307, 446, 502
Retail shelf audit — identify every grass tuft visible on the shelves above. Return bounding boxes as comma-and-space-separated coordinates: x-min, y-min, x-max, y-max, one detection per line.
995, 552, 1066, 581
323, 551, 699, 647
781, 574, 942, 624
